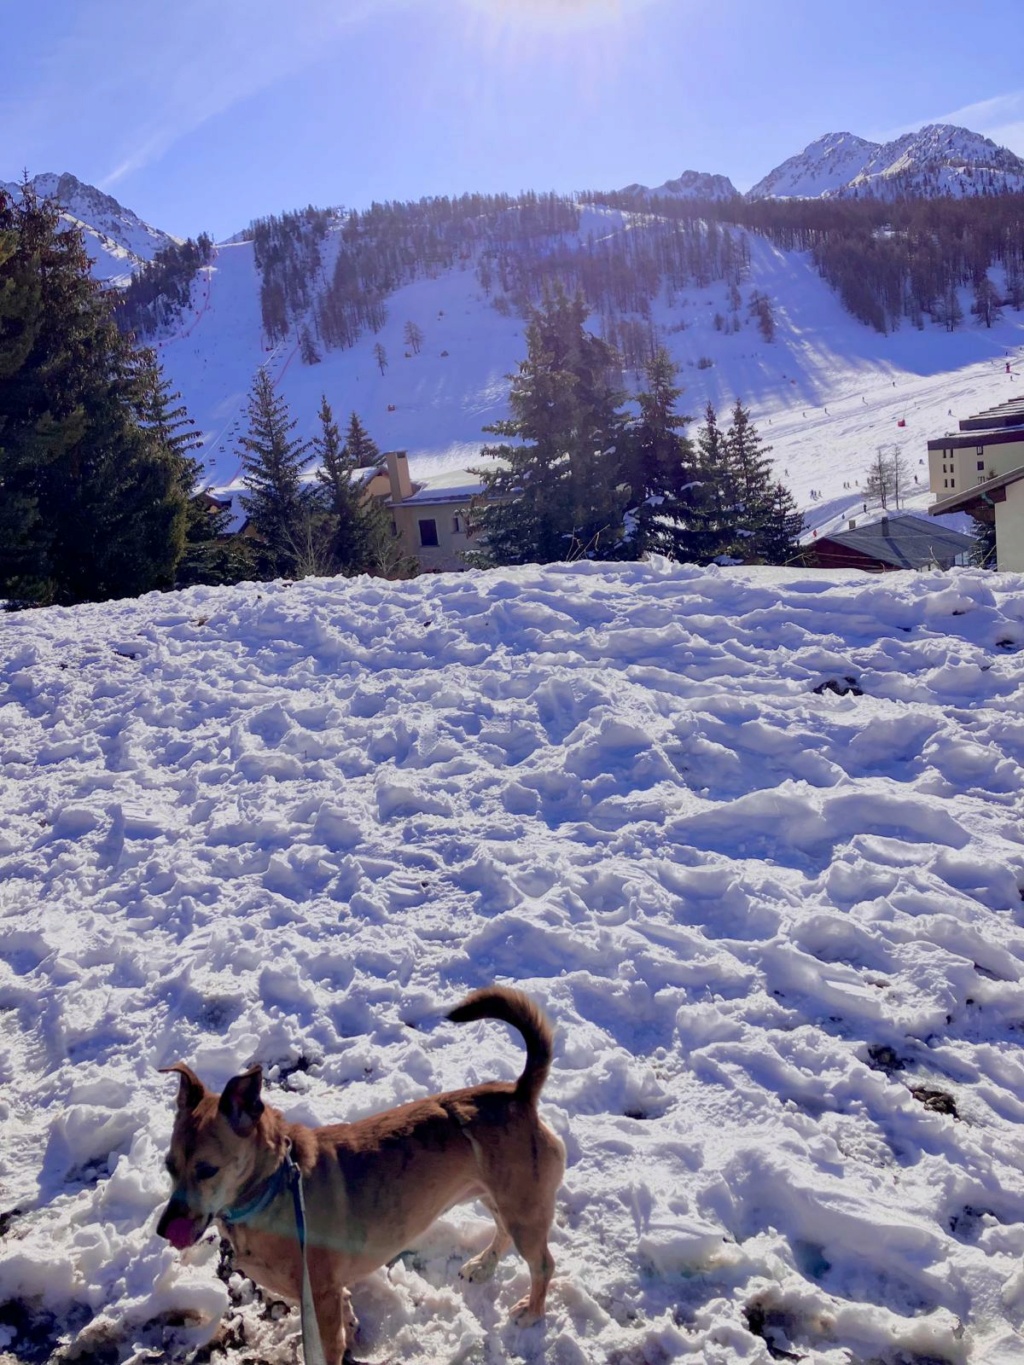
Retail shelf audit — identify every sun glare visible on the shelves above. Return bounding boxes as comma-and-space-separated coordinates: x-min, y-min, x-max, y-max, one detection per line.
461, 0, 654, 34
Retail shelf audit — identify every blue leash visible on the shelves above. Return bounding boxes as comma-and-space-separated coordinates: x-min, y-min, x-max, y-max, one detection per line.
284, 1147, 329, 1365
220, 1145, 330, 1364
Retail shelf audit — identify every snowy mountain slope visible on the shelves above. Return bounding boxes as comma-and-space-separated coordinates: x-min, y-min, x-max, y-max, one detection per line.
1, 561, 1023, 1363
746, 132, 879, 199
625, 169, 739, 200
13, 159, 1024, 535
147, 204, 1024, 551
1, 172, 179, 282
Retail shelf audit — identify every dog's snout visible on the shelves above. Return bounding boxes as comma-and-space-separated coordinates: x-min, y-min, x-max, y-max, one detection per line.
156, 1196, 186, 1239
156, 1196, 204, 1249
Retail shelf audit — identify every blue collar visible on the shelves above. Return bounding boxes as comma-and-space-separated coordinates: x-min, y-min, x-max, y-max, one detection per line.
220, 1158, 289, 1226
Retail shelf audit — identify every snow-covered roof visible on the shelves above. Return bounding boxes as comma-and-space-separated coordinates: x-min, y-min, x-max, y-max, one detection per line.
957, 394, 1024, 433
402, 467, 485, 505
817, 511, 974, 568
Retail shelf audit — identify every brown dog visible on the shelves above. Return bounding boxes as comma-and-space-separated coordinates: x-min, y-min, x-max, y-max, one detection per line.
156, 986, 564, 1364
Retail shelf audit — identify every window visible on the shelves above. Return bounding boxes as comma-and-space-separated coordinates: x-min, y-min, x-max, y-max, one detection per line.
390, 519, 398, 537
977, 460, 985, 471
452, 514, 462, 534
977, 445, 985, 456
418, 518, 439, 547
950, 477, 955, 488
944, 478, 949, 487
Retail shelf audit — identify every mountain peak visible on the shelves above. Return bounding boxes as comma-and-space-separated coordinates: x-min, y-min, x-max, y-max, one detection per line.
622, 169, 739, 201
2, 171, 179, 281
842, 122, 1024, 198
746, 132, 879, 199
747, 122, 1024, 202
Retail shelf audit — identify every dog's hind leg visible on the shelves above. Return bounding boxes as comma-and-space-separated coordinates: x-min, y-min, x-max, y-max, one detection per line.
492, 1130, 563, 1325
505, 1214, 555, 1326
491, 1184, 559, 1324
460, 1199, 512, 1284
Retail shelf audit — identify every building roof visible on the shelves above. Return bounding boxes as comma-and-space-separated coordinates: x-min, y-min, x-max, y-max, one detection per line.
817, 512, 974, 569
956, 394, 1024, 433
929, 462, 1024, 517
927, 394, 1024, 450
399, 467, 487, 507
927, 426, 1024, 452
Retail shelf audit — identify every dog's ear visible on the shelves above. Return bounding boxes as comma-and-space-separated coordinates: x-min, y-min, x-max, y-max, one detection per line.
160, 1062, 205, 1112
219, 1066, 264, 1135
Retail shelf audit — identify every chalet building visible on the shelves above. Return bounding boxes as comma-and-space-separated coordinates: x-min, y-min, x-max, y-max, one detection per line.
380, 451, 484, 572
804, 513, 973, 572
927, 396, 1024, 569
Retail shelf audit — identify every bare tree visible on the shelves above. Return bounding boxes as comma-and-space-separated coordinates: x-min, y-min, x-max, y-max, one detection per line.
864, 444, 910, 509
373, 341, 388, 375
282, 497, 335, 578
403, 320, 424, 355
972, 275, 1003, 329
367, 517, 418, 579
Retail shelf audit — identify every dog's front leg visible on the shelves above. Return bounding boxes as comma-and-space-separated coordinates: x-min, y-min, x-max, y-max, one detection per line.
307, 1253, 353, 1365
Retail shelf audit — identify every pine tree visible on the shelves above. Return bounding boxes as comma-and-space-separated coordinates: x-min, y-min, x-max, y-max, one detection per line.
299, 325, 321, 365
756, 482, 805, 564
342, 411, 381, 468
723, 401, 802, 563
471, 290, 629, 565
137, 371, 250, 587
0, 184, 188, 605
672, 402, 734, 564
723, 399, 773, 557
238, 368, 314, 579
314, 397, 390, 575
622, 348, 695, 558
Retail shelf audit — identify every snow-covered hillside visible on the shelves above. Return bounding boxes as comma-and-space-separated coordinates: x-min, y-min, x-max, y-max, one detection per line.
1, 561, 1023, 1363
15, 145, 1024, 537
2, 172, 178, 283
145, 206, 1024, 550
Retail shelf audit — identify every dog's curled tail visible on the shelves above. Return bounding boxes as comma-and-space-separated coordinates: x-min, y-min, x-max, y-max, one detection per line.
447, 986, 554, 1107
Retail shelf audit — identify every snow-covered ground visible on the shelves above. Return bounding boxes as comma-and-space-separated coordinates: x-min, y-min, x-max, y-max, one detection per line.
2, 560, 1024, 1363
150, 210, 1024, 548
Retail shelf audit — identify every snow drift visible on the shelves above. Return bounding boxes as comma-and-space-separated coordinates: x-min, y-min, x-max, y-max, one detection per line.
1, 560, 1024, 1363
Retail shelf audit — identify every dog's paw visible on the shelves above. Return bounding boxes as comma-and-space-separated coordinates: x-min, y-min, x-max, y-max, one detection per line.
342, 1287, 360, 1337
509, 1296, 543, 1327
459, 1249, 499, 1284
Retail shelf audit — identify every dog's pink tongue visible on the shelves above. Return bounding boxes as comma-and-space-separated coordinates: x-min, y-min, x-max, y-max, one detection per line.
165, 1217, 198, 1250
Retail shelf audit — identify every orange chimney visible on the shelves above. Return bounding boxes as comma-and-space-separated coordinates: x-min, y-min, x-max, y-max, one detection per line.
385, 450, 413, 502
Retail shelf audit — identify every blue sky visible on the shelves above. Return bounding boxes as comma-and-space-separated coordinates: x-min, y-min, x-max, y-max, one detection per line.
5, 0, 1024, 240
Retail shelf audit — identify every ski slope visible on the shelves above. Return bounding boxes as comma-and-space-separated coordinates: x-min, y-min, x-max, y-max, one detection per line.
153, 211, 1024, 539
